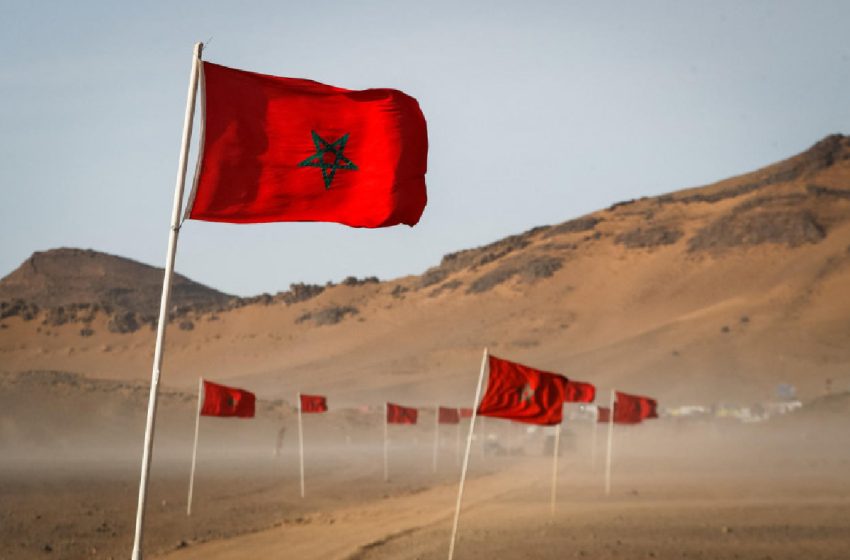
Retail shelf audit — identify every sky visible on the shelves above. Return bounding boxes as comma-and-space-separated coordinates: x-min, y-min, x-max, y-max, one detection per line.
1, 0, 848, 296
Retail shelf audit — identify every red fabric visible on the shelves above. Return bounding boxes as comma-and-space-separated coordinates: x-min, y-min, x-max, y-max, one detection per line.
387, 402, 418, 424
614, 392, 659, 424
300, 394, 328, 413
597, 407, 610, 423
200, 380, 255, 418
477, 355, 570, 426
438, 406, 460, 424
564, 380, 596, 403
459, 408, 473, 418
188, 62, 428, 228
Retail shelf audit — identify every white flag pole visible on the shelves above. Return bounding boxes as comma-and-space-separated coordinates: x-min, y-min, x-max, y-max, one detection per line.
383, 403, 389, 482
186, 377, 204, 516
549, 422, 562, 517
432, 405, 440, 473
591, 406, 599, 468
604, 390, 615, 496
297, 393, 305, 498
455, 422, 461, 467
131, 41, 203, 560
447, 348, 489, 560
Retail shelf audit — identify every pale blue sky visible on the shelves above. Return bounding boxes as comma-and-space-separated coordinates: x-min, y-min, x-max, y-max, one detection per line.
1, 0, 848, 296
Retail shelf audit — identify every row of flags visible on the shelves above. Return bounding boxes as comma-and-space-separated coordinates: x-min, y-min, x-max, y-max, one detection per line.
197, 354, 657, 427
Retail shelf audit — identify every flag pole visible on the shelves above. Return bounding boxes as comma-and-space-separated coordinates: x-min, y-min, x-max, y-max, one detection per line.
297, 393, 305, 498
549, 422, 561, 517
447, 347, 489, 560
186, 377, 204, 516
604, 390, 615, 496
455, 422, 461, 467
432, 405, 439, 473
131, 41, 203, 560
591, 406, 598, 468
383, 402, 389, 482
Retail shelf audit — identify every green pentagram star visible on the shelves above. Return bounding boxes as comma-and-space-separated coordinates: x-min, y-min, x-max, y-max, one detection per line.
298, 130, 358, 189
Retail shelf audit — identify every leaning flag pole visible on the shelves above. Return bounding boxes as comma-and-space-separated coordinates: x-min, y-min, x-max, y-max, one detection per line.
131, 42, 203, 560
186, 377, 204, 516
549, 421, 562, 516
447, 348, 489, 560
297, 393, 305, 498
604, 389, 615, 496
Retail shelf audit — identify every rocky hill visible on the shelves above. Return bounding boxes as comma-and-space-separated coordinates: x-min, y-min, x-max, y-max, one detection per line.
1, 135, 849, 406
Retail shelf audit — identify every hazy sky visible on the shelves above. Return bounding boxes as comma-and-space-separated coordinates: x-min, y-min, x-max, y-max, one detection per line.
1, 1, 848, 296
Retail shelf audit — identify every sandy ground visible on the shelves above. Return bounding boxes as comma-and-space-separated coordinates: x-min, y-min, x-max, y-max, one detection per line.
4, 409, 849, 560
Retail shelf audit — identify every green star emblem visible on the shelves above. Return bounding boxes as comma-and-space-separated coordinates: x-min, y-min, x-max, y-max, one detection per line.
298, 130, 358, 190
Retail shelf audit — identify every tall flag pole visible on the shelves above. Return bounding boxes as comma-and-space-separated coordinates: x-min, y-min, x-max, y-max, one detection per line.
604, 389, 615, 496
549, 421, 562, 517
447, 348, 489, 560
297, 393, 305, 498
131, 42, 203, 560
186, 377, 204, 516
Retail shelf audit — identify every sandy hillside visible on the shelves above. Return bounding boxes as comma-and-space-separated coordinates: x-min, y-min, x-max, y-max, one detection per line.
2, 135, 850, 407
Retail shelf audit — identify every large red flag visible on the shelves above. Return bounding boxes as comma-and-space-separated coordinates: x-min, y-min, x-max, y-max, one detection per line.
614, 392, 658, 424
186, 62, 428, 228
438, 407, 460, 424
300, 394, 328, 413
201, 380, 255, 418
477, 355, 570, 426
565, 380, 596, 403
387, 403, 418, 424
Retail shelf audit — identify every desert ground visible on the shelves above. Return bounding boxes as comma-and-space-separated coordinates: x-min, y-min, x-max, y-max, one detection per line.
2, 371, 849, 560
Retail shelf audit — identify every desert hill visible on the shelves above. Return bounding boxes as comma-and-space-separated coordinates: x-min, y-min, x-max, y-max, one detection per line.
0, 248, 236, 332
1, 134, 849, 406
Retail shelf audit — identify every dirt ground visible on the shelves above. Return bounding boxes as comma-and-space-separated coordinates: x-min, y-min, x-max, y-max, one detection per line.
3, 411, 850, 560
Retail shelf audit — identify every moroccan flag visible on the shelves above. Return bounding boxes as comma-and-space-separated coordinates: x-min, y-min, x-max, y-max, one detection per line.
477, 355, 570, 426
186, 61, 428, 228
200, 380, 255, 418
565, 380, 596, 403
300, 394, 328, 413
459, 408, 473, 419
614, 391, 658, 424
597, 406, 611, 423
438, 406, 460, 424
386, 402, 418, 424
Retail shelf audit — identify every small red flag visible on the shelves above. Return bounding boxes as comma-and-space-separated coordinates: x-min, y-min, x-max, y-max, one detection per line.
438, 406, 460, 424
200, 380, 255, 418
459, 408, 473, 419
477, 355, 570, 426
186, 62, 428, 228
565, 380, 596, 403
386, 402, 418, 424
597, 406, 610, 423
614, 392, 658, 424
300, 394, 328, 413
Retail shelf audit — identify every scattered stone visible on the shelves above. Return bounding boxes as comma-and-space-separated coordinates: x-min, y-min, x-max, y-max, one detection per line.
615, 225, 683, 248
